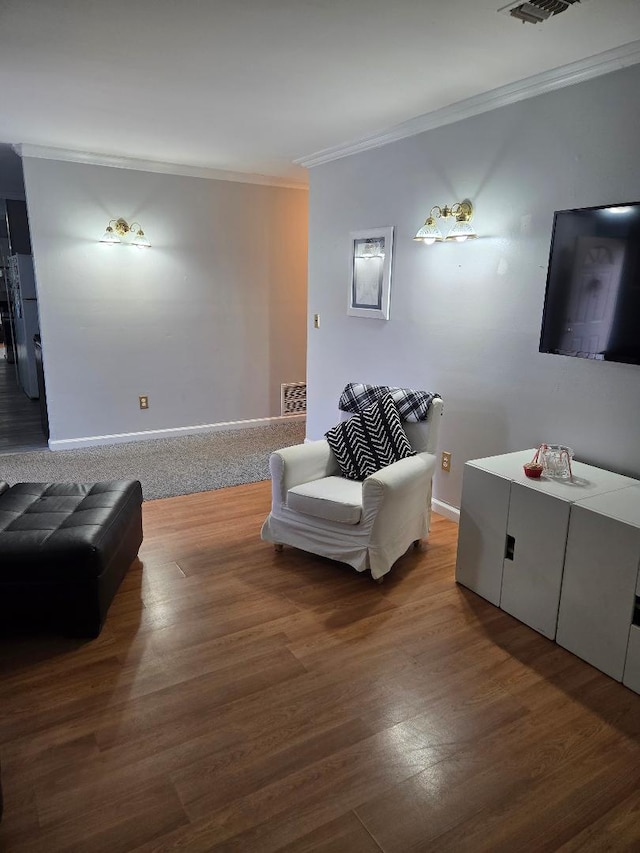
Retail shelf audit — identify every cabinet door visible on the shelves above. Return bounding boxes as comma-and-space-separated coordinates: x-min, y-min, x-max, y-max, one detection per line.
455, 465, 510, 606
624, 571, 640, 693
624, 623, 640, 695
557, 506, 640, 681
500, 483, 570, 639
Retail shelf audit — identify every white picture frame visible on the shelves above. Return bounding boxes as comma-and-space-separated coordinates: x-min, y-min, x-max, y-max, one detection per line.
347, 226, 394, 320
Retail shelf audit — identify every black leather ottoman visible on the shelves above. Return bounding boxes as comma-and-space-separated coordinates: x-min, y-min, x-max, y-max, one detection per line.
0, 480, 143, 638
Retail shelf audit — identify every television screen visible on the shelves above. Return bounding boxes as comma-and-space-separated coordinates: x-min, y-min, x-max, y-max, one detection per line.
539, 202, 640, 365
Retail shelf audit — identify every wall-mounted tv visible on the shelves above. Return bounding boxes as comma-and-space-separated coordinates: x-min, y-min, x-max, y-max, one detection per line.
539, 202, 640, 365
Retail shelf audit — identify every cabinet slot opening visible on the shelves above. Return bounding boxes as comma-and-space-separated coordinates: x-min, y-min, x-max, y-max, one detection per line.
505, 534, 515, 561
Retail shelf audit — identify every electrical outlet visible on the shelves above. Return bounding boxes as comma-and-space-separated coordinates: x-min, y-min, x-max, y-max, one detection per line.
313, 313, 320, 328
441, 451, 452, 472
139, 395, 149, 410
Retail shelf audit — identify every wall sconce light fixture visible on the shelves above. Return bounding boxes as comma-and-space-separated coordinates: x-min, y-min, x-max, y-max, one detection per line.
100, 218, 151, 248
414, 200, 477, 245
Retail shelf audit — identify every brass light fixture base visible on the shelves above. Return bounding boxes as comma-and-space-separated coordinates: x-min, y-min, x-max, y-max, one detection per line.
113, 218, 133, 237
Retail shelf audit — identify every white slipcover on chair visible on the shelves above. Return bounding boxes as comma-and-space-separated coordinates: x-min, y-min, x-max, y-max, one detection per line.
260, 395, 443, 581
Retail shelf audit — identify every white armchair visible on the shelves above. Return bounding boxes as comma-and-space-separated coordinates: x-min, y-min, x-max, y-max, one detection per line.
261, 395, 443, 581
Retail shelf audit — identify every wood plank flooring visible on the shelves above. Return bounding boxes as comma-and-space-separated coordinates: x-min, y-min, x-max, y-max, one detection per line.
0, 481, 638, 851
0, 344, 47, 455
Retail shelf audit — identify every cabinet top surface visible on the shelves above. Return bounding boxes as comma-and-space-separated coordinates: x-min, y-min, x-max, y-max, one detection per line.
466, 450, 639, 503
573, 485, 640, 527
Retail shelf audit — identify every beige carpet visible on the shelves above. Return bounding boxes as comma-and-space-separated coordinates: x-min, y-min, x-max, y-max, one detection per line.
0, 420, 306, 500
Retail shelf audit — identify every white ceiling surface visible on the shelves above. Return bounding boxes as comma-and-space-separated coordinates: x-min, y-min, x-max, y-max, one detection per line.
1, 0, 639, 184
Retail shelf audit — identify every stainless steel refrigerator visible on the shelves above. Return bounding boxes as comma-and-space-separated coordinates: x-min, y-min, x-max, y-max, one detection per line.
7, 254, 39, 399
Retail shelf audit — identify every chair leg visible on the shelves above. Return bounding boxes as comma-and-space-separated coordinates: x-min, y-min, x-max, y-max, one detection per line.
274, 544, 284, 553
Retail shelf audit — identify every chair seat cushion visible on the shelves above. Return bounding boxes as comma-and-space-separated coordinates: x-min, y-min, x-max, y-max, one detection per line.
325, 394, 415, 481
287, 477, 363, 524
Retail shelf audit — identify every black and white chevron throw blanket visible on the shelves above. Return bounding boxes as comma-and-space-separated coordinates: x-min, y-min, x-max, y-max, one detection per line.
338, 383, 440, 422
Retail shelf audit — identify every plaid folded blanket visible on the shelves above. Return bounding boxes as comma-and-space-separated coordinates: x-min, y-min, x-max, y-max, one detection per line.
338, 383, 440, 422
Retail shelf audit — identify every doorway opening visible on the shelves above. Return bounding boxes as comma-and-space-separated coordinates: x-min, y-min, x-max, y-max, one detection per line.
0, 145, 48, 455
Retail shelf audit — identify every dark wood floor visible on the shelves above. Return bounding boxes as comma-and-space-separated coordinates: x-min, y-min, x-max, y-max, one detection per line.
0, 344, 48, 455
0, 482, 638, 851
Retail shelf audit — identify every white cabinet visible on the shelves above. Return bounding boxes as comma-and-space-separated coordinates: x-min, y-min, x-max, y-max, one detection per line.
624, 625, 640, 693
455, 463, 510, 606
500, 482, 570, 639
456, 450, 636, 638
556, 486, 640, 682
626, 565, 640, 692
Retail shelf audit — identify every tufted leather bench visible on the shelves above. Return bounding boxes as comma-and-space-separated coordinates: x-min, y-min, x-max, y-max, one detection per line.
0, 480, 143, 637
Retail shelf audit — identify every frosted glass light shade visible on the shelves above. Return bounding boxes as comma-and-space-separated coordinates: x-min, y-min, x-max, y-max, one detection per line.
131, 229, 151, 248
413, 217, 444, 244
100, 226, 121, 244
445, 219, 477, 242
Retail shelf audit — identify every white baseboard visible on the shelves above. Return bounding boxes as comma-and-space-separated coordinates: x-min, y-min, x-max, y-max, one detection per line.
432, 498, 460, 523
48, 414, 306, 451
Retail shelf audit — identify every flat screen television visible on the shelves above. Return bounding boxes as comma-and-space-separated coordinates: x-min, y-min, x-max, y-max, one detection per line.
539, 201, 640, 365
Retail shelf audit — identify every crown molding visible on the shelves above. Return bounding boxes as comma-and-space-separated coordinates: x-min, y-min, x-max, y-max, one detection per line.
16, 144, 308, 190
296, 40, 640, 169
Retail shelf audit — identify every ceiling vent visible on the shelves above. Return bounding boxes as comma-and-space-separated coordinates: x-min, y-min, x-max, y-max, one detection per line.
499, 0, 581, 24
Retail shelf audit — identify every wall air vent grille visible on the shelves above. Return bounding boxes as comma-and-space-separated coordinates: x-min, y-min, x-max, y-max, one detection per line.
499, 0, 580, 24
281, 382, 307, 416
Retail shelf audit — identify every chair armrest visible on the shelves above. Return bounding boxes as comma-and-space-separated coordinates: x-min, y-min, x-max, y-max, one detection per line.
362, 452, 436, 526
269, 440, 340, 506
425, 397, 444, 455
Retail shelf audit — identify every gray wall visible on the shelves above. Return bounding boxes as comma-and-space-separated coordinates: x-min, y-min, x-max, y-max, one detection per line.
22, 157, 307, 446
306, 64, 640, 512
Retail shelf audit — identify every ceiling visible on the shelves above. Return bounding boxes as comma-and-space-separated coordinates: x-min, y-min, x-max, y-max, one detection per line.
0, 0, 639, 185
